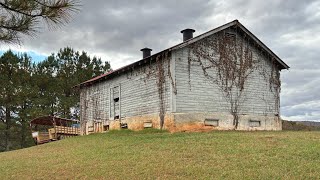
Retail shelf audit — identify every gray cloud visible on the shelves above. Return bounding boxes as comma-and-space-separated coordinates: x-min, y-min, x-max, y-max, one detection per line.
1, 0, 320, 121
17, 0, 214, 67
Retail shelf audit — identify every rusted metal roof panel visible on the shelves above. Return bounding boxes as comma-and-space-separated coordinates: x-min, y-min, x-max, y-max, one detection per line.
30, 116, 79, 126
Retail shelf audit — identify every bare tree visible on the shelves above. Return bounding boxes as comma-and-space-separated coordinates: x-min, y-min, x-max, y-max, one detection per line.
0, 0, 80, 44
155, 53, 166, 130
188, 31, 256, 129
143, 52, 172, 130
259, 58, 281, 111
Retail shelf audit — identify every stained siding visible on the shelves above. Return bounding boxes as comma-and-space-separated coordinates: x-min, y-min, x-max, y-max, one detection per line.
80, 82, 109, 123
174, 32, 279, 116
174, 45, 230, 113
80, 59, 172, 123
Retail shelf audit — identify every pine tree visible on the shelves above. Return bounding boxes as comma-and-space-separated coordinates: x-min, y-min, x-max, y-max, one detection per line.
16, 53, 35, 148
0, 50, 24, 151
55, 47, 111, 119
0, 0, 79, 44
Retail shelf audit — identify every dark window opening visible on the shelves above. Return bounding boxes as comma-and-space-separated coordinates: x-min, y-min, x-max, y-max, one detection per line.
103, 125, 109, 131
204, 118, 219, 127
225, 32, 236, 44
120, 123, 128, 129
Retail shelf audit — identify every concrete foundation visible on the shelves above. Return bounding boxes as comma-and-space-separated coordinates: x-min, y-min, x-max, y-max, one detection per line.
82, 112, 282, 134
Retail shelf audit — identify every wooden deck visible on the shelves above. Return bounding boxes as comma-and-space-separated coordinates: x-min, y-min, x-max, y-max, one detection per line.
34, 126, 80, 144
49, 126, 80, 135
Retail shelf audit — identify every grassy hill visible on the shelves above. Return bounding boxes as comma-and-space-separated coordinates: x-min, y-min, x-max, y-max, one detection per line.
1, 130, 320, 179
282, 120, 320, 131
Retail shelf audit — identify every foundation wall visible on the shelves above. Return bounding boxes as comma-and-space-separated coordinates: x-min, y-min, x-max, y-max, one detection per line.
109, 113, 175, 131
173, 112, 282, 131
104, 112, 281, 132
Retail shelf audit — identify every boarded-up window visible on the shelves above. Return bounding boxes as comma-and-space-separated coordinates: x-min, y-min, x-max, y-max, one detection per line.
109, 85, 120, 120
204, 119, 219, 126
144, 121, 153, 128
225, 32, 236, 46
249, 120, 261, 127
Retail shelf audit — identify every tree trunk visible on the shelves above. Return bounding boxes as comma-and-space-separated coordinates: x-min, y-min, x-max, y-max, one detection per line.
159, 113, 164, 130
51, 103, 54, 116
232, 112, 239, 130
5, 106, 10, 151
20, 120, 27, 148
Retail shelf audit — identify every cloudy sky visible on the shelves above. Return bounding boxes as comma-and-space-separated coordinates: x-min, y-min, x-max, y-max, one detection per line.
1, 0, 319, 121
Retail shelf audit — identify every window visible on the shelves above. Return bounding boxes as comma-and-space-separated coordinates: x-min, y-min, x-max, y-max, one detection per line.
249, 120, 261, 127
204, 119, 219, 127
225, 32, 236, 44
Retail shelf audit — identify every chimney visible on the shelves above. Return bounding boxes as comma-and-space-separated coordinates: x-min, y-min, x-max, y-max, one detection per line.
140, 48, 152, 59
181, 28, 195, 42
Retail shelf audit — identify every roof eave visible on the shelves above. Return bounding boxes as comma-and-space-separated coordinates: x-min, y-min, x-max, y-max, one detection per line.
236, 22, 290, 70
172, 20, 289, 70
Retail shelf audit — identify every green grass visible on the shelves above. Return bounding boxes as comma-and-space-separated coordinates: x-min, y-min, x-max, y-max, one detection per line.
1, 130, 320, 179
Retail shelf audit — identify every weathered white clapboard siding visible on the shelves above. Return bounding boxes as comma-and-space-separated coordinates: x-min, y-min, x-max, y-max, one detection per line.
80, 61, 172, 123
173, 32, 279, 116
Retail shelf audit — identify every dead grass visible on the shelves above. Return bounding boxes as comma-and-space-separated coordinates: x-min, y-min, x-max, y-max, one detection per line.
0, 130, 320, 179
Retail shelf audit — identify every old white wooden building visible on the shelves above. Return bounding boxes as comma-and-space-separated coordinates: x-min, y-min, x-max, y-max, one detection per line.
78, 20, 289, 134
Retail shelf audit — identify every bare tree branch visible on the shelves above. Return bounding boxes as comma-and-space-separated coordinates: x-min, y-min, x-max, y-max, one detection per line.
188, 30, 256, 129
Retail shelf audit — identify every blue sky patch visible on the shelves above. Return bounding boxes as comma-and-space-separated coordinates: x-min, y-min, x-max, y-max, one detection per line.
0, 50, 47, 64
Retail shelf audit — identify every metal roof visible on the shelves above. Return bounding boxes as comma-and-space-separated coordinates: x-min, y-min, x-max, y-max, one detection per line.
30, 116, 79, 126
78, 20, 290, 88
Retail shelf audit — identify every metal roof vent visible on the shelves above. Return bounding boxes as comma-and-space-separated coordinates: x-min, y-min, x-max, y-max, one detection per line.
140, 48, 152, 59
181, 28, 195, 42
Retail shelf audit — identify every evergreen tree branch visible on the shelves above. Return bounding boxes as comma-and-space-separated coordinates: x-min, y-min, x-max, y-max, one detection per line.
0, 0, 80, 44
